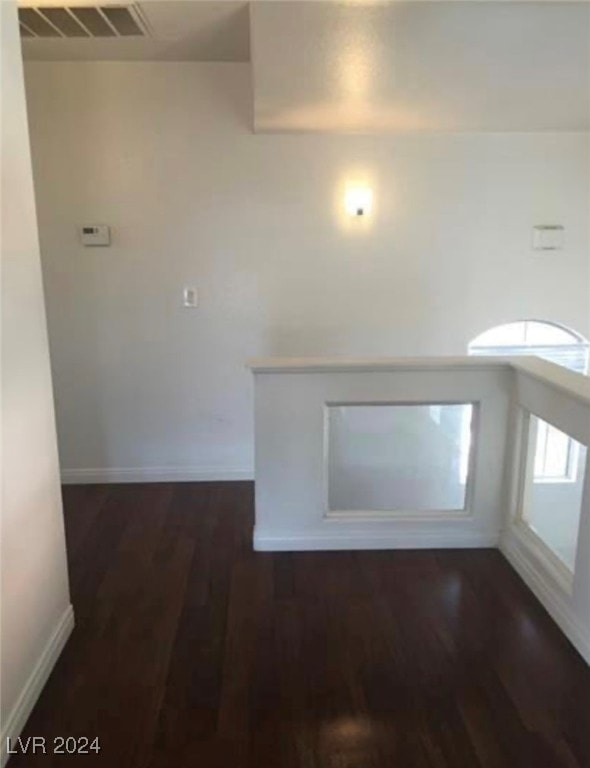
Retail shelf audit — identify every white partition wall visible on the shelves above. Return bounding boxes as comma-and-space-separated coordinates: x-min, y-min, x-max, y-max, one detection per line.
501, 360, 590, 665
249, 356, 590, 664
250, 358, 513, 551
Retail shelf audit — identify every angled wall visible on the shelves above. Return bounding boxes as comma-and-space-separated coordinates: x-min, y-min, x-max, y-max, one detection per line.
1, 2, 72, 762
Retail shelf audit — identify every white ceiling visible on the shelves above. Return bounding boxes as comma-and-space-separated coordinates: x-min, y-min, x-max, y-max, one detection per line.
252, 1, 590, 132
19, 1, 590, 132
20, 1, 250, 61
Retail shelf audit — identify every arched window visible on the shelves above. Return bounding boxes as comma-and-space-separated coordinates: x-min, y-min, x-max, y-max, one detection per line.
468, 320, 589, 482
469, 320, 589, 374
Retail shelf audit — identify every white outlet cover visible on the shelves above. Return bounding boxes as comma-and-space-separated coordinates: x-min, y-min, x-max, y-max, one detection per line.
183, 287, 198, 307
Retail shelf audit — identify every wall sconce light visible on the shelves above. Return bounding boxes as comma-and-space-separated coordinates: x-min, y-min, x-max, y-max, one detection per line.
345, 186, 373, 217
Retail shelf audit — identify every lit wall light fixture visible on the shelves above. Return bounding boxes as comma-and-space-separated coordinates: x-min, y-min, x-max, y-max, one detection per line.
345, 186, 373, 217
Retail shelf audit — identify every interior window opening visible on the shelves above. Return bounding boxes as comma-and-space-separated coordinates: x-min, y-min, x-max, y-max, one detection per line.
468, 320, 589, 483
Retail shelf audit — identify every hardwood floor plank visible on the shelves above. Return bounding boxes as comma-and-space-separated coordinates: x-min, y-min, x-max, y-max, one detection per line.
217, 554, 273, 740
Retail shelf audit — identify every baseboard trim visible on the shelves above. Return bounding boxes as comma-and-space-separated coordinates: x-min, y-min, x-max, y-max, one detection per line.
1, 604, 75, 768
61, 467, 254, 484
254, 529, 498, 552
501, 537, 590, 665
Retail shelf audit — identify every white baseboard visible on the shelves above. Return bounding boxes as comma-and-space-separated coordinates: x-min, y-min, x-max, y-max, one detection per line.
1, 605, 75, 768
501, 537, 590, 665
61, 467, 254, 484
254, 529, 498, 552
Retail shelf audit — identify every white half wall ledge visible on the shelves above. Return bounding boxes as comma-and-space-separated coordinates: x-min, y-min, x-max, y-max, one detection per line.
61, 467, 254, 485
247, 356, 590, 409
0, 605, 75, 768
246, 355, 509, 373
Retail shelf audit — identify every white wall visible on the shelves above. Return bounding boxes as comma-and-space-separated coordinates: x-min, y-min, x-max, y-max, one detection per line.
1, 4, 73, 763
23, 61, 590, 480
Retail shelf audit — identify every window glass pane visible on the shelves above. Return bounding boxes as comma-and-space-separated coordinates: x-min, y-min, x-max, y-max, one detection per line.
534, 421, 573, 479
471, 320, 582, 349
522, 415, 587, 571
524, 321, 578, 346
471, 322, 527, 347
328, 403, 474, 512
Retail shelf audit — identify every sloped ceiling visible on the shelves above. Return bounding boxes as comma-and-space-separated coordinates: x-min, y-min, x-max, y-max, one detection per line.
251, 1, 590, 133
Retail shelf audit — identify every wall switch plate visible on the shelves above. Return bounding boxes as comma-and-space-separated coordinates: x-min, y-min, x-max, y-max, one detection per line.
533, 225, 564, 251
183, 286, 198, 308
80, 224, 110, 246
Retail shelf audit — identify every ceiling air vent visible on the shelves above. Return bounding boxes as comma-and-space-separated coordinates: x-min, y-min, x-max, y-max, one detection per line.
100, 5, 143, 36
18, 5, 148, 39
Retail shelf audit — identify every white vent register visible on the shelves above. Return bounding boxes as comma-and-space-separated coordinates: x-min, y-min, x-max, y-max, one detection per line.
18, 5, 148, 39
533, 225, 565, 251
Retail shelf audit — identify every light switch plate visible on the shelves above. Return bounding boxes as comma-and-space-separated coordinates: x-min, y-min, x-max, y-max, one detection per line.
533, 225, 564, 251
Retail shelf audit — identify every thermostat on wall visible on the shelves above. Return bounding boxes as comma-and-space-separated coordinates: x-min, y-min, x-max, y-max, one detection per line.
532, 225, 564, 251
80, 225, 110, 247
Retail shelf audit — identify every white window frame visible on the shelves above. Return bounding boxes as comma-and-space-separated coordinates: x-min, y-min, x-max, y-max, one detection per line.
533, 418, 579, 484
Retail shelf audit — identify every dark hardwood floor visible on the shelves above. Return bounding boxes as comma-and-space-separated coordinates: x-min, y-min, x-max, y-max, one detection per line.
11, 482, 590, 768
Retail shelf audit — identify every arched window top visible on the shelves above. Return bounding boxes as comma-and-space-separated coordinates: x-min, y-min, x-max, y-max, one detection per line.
468, 320, 589, 374
470, 320, 586, 350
